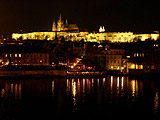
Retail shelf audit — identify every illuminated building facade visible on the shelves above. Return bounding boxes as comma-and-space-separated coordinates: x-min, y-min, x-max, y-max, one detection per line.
0, 45, 50, 66
12, 14, 86, 41
87, 32, 134, 43
12, 15, 160, 43
106, 49, 125, 71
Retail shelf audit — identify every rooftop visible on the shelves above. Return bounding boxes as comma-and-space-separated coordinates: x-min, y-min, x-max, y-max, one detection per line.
0, 44, 49, 54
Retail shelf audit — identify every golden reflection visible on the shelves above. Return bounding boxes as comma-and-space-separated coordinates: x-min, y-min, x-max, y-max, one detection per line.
11, 84, 14, 94
154, 90, 159, 112
1, 89, 5, 98
97, 78, 99, 88
92, 78, 94, 89
1, 82, 22, 100
15, 84, 18, 99
72, 81, 76, 97
83, 78, 85, 93
77, 79, 80, 94
103, 78, 106, 86
136, 80, 138, 97
121, 77, 124, 90
131, 80, 136, 97
117, 77, 120, 95
71, 79, 77, 112
5, 82, 9, 98
117, 77, 119, 88
87, 79, 91, 94
66, 79, 70, 94
111, 76, 113, 90
19, 82, 22, 99
52, 81, 54, 96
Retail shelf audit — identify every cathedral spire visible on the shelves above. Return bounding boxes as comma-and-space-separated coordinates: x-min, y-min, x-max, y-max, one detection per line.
59, 13, 62, 21
66, 19, 68, 25
57, 13, 64, 31
52, 19, 57, 31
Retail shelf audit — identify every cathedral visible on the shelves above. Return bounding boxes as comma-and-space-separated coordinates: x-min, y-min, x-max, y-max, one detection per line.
52, 14, 79, 32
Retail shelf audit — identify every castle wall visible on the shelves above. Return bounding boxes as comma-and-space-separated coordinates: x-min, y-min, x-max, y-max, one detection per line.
12, 31, 159, 43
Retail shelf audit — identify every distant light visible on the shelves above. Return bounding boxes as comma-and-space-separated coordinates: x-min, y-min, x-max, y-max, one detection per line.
98, 45, 103, 48
117, 66, 119, 70
127, 56, 130, 58
15, 54, 17, 57
137, 53, 139, 57
99, 26, 105, 32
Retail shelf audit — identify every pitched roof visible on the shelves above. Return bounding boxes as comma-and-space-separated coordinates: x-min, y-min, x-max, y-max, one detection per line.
0, 44, 48, 54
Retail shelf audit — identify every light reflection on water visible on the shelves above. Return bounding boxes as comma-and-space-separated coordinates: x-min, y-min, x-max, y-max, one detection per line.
0, 76, 159, 119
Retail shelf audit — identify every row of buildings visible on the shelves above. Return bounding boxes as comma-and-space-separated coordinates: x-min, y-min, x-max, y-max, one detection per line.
12, 15, 160, 43
0, 39, 160, 74
0, 44, 50, 66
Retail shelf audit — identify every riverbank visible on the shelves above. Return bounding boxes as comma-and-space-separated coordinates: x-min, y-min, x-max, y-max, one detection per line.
0, 69, 67, 78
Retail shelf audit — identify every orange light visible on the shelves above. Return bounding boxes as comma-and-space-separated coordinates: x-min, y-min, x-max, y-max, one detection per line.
130, 64, 135, 69
139, 65, 143, 69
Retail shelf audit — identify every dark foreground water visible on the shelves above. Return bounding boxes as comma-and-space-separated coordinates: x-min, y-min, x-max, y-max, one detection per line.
0, 76, 160, 120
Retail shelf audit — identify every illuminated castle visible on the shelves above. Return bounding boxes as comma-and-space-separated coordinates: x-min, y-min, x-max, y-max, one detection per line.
12, 15, 160, 42
52, 14, 79, 32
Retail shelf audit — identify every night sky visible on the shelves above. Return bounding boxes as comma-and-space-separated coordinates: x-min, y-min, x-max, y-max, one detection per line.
0, 0, 160, 34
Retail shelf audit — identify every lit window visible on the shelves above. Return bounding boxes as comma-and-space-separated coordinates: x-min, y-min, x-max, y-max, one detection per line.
19, 54, 21, 57
5, 54, 7, 57
40, 60, 43, 63
117, 66, 119, 70
15, 54, 17, 57
10, 54, 12, 57
137, 53, 139, 57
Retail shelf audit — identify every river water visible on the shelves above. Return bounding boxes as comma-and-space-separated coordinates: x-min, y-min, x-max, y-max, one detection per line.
0, 76, 160, 120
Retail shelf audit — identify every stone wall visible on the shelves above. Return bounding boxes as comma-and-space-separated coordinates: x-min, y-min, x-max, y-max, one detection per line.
0, 69, 67, 77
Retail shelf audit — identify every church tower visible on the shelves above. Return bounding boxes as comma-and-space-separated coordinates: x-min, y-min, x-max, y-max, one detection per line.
57, 14, 64, 31
99, 26, 105, 32
52, 19, 57, 31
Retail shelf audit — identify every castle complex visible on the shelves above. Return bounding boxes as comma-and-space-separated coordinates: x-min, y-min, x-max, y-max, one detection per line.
12, 15, 160, 42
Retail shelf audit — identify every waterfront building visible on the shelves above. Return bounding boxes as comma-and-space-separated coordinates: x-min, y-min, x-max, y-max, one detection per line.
127, 41, 160, 71
73, 42, 86, 57
106, 48, 125, 71
0, 45, 49, 66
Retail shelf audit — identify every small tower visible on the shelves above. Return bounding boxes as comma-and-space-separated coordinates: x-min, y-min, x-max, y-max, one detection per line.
99, 26, 105, 32
99, 26, 103, 32
66, 19, 68, 25
52, 19, 57, 31
102, 26, 105, 32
